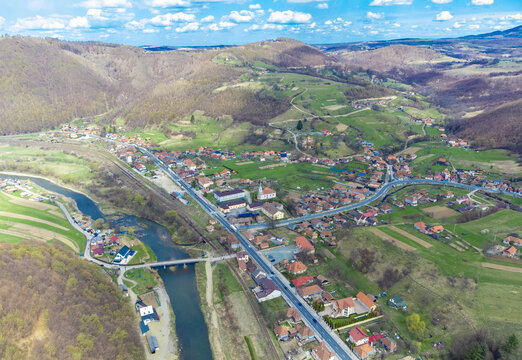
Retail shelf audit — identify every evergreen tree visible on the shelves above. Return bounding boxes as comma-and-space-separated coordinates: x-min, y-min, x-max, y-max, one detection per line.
296, 120, 303, 131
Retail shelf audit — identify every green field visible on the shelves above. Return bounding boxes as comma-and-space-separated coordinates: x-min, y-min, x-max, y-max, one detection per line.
0, 191, 86, 252
0, 145, 94, 183
454, 210, 522, 248
410, 142, 522, 177
205, 159, 335, 192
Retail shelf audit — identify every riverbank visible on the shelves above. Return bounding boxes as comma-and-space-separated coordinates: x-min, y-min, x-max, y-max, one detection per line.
1, 172, 210, 359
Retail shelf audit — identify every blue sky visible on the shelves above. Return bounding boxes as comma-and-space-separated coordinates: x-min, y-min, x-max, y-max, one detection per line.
0, 0, 520, 45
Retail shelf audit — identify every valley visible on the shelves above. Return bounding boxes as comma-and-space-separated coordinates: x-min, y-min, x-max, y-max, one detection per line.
0, 22, 521, 360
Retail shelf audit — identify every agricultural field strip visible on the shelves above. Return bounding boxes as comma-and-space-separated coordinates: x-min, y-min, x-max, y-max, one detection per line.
368, 227, 416, 251
481, 263, 522, 273
388, 225, 433, 248
0, 211, 69, 231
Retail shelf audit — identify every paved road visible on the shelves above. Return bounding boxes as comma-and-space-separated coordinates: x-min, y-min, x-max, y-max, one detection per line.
238, 179, 522, 231
138, 147, 358, 360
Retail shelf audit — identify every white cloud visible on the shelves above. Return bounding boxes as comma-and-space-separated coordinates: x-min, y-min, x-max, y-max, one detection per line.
143, 28, 158, 33
200, 15, 214, 22
324, 20, 332, 25
453, 21, 462, 28
87, 8, 108, 20
370, 0, 412, 5
249, 3, 261, 9
472, 0, 493, 4
503, 13, 521, 20
218, 21, 236, 29
393, 22, 400, 27
436, 11, 453, 21
366, 11, 382, 19
11, 15, 66, 31
150, 12, 195, 25
370, 30, 379, 34
286, 0, 327, 2
431, 0, 452, 3
208, 23, 221, 31
469, 24, 480, 29
69, 16, 90, 28
176, 21, 199, 32
317, 3, 328, 9
79, 0, 132, 8
0, 16, 5, 28
268, 10, 312, 24
222, 10, 254, 23
147, 0, 191, 6
247, 23, 284, 31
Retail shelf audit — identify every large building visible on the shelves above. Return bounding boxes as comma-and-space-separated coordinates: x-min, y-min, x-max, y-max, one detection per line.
214, 188, 248, 202
261, 202, 284, 220
258, 183, 277, 200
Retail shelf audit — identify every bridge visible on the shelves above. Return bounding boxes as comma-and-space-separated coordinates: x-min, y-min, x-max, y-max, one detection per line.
122, 254, 235, 270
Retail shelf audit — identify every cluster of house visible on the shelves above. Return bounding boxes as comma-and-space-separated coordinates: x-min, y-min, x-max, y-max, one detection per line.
239, 230, 287, 251
235, 251, 282, 302
0, 178, 46, 202
347, 326, 397, 359
351, 98, 391, 109
135, 299, 160, 354
446, 138, 469, 148
414, 222, 445, 236
89, 234, 136, 264
487, 235, 521, 259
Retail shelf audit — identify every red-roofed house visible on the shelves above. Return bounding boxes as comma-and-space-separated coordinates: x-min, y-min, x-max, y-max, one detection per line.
291, 276, 314, 287
333, 297, 355, 318
288, 261, 307, 275
349, 326, 369, 346
311, 342, 335, 360
296, 236, 315, 254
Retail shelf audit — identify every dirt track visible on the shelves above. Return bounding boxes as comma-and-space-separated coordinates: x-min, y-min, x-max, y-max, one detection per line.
369, 228, 416, 252
389, 226, 433, 248
481, 263, 522, 273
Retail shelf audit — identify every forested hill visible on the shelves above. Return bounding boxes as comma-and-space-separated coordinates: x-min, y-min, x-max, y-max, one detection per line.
0, 243, 144, 360
0, 36, 332, 134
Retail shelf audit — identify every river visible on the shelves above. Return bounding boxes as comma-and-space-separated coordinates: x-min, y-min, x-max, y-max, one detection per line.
2, 174, 213, 360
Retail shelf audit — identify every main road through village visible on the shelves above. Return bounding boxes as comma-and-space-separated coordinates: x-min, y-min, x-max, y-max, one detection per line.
137, 146, 521, 360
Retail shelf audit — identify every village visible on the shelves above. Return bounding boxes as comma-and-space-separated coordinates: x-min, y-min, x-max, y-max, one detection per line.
32, 121, 522, 359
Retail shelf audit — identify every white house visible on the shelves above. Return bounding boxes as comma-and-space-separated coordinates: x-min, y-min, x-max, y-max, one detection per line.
258, 183, 276, 200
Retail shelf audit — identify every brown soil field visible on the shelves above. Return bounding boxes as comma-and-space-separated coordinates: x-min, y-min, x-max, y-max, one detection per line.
48, 209, 66, 218
369, 228, 416, 252
449, 243, 464, 252
422, 206, 459, 219
481, 263, 522, 273
4, 192, 56, 211
323, 104, 346, 111
8, 222, 79, 252
389, 226, 433, 248
235, 161, 254, 165
336, 123, 348, 132
0, 211, 69, 231
259, 163, 286, 170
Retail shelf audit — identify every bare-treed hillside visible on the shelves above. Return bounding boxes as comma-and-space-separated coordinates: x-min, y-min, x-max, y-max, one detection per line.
448, 99, 522, 153
0, 36, 333, 134
0, 242, 144, 360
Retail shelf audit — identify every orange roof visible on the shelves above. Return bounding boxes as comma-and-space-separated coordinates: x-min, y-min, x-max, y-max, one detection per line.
261, 187, 276, 195
288, 261, 307, 274
312, 342, 334, 360
335, 297, 355, 310
356, 291, 374, 310
274, 325, 288, 337
299, 285, 322, 297
430, 225, 444, 233
505, 246, 517, 256
353, 343, 374, 359
296, 236, 315, 252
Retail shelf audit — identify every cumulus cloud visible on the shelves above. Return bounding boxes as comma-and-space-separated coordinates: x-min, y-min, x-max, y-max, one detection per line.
472, 0, 493, 4
453, 21, 462, 28
287, 0, 327, 2
200, 15, 214, 22
370, 0, 412, 5
143, 28, 158, 33
502, 13, 521, 20
317, 3, 328, 9
431, 0, 452, 3
249, 3, 261, 9
149, 12, 195, 25
436, 11, 453, 21
247, 23, 284, 31
87, 8, 108, 20
366, 11, 382, 19
469, 24, 480, 29
11, 15, 66, 31
222, 10, 254, 23
324, 20, 332, 25
79, 0, 132, 8
147, 0, 191, 6
218, 21, 236, 29
69, 16, 90, 28
0, 16, 5, 28
176, 21, 199, 32
268, 10, 312, 24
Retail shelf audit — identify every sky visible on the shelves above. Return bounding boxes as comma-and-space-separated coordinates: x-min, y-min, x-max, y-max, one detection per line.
0, 0, 520, 46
